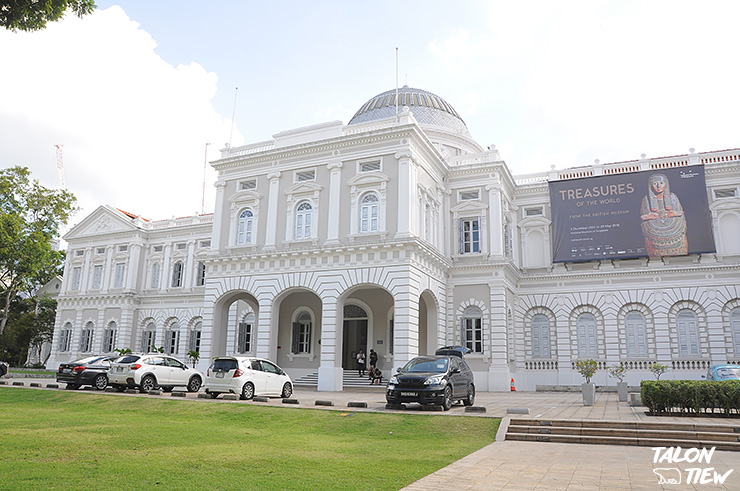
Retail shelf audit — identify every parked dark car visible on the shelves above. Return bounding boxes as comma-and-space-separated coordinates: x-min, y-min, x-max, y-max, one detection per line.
386, 355, 475, 410
56, 355, 117, 390
0, 361, 8, 377
434, 346, 471, 358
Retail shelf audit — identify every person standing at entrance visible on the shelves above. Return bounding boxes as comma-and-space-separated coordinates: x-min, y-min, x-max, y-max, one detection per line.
356, 349, 366, 376
368, 349, 378, 378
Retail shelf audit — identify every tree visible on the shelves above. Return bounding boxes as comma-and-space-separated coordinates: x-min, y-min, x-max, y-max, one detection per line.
0, 0, 96, 32
0, 166, 77, 336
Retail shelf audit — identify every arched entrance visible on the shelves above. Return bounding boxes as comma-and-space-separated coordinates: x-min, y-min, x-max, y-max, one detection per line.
342, 304, 368, 369
212, 291, 259, 357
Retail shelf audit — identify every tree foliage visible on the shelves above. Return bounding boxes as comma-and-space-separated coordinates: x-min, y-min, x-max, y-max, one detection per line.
0, 166, 77, 336
0, 0, 96, 32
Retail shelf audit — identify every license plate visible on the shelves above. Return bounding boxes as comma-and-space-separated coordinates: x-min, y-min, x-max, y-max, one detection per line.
116, 367, 124, 372
62, 368, 71, 373
215, 372, 224, 378
400, 392, 418, 397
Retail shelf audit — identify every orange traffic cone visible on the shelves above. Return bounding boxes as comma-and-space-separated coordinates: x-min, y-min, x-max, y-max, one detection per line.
510, 378, 516, 391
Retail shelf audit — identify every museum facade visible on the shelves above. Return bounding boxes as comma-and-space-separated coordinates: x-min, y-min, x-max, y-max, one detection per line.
47, 86, 740, 391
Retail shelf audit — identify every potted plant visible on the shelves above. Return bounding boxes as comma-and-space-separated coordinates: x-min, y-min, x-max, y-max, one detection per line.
575, 359, 598, 406
608, 362, 629, 402
187, 350, 200, 368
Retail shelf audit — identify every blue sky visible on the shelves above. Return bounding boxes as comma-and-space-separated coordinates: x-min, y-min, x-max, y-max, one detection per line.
1, 1, 738, 224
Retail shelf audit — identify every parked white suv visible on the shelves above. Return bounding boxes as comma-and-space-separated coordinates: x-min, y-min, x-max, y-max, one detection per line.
204, 356, 293, 400
109, 354, 203, 393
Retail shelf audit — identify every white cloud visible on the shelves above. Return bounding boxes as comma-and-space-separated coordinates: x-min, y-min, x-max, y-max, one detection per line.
0, 6, 237, 224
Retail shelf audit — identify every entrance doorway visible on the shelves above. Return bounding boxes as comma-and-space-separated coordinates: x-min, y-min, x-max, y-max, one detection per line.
342, 304, 368, 369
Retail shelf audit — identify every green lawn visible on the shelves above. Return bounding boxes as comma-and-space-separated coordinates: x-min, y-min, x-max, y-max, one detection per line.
0, 389, 499, 491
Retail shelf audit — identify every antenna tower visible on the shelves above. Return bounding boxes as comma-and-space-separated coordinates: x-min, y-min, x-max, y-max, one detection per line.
55, 144, 66, 188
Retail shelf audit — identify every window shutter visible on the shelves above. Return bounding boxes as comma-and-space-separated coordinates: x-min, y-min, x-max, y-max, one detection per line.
291, 323, 300, 354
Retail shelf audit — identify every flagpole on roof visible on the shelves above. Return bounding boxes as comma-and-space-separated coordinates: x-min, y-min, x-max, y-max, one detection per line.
228, 86, 238, 148
395, 47, 399, 120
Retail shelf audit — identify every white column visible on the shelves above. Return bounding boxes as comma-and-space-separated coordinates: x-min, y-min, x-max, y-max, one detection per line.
325, 162, 343, 246
318, 295, 343, 391
210, 180, 226, 251
264, 172, 281, 250
125, 243, 141, 291
101, 246, 112, 294
80, 248, 91, 294
255, 295, 275, 359
487, 182, 503, 257
161, 244, 172, 291
392, 284, 420, 370
183, 241, 195, 290
395, 152, 413, 239
487, 284, 511, 391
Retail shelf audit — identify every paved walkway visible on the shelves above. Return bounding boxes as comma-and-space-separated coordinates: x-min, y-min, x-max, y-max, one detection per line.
4, 379, 740, 489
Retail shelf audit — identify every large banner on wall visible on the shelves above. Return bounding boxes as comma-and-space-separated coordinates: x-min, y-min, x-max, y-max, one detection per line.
549, 165, 716, 263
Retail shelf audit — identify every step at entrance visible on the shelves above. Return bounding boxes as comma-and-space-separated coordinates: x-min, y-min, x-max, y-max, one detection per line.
293, 370, 386, 389
506, 418, 740, 451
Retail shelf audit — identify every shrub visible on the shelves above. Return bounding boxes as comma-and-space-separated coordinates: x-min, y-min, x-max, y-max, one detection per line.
641, 380, 740, 415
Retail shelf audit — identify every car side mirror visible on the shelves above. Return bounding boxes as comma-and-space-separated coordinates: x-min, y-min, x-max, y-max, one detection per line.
451, 368, 461, 374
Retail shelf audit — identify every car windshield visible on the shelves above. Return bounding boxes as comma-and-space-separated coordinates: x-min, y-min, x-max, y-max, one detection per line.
70, 356, 103, 365
212, 359, 238, 371
116, 355, 141, 364
715, 367, 740, 380
403, 358, 448, 373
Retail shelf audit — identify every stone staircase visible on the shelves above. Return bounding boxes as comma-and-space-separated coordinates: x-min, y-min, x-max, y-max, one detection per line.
506, 418, 740, 451
293, 370, 386, 389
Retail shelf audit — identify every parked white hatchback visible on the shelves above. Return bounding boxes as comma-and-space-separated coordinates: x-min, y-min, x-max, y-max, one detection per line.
108, 353, 204, 393
204, 356, 293, 400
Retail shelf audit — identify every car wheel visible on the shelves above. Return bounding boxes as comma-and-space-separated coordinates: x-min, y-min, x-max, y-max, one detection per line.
463, 384, 475, 406
187, 376, 202, 393
93, 374, 108, 391
240, 382, 255, 400
140, 375, 156, 392
281, 382, 293, 398
442, 386, 453, 411
162, 386, 173, 393
65, 383, 79, 390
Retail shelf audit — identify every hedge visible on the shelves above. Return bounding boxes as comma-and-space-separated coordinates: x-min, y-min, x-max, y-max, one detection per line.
641, 380, 740, 415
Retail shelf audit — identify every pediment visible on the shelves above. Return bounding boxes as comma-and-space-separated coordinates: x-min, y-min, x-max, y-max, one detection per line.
348, 172, 390, 187
519, 216, 551, 228
63, 205, 140, 240
450, 200, 488, 214
228, 189, 262, 204
284, 181, 323, 195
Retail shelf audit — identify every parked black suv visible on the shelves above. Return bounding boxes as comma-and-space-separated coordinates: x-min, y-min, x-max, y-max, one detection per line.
386, 355, 475, 410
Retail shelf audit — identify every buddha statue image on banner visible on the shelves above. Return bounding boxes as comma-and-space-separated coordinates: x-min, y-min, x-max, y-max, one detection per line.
639, 173, 688, 256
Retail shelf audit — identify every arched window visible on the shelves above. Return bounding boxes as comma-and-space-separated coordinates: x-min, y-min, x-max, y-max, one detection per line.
141, 323, 156, 352
58, 322, 73, 352
165, 323, 180, 355
676, 309, 700, 356
189, 322, 202, 353
196, 261, 206, 286
531, 314, 550, 358
103, 321, 117, 353
237, 209, 254, 245
171, 261, 183, 288
461, 306, 483, 353
625, 311, 647, 358
79, 321, 94, 352
295, 201, 313, 239
150, 262, 161, 289
577, 313, 598, 358
732, 308, 740, 356
360, 193, 379, 232
291, 311, 312, 354
238, 313, 254, 353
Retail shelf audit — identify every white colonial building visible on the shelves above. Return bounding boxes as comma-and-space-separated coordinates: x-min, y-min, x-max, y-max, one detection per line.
47, 86, 740, 391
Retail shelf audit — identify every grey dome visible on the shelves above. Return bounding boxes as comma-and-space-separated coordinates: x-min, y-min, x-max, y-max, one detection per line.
348, 86, 469, 134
